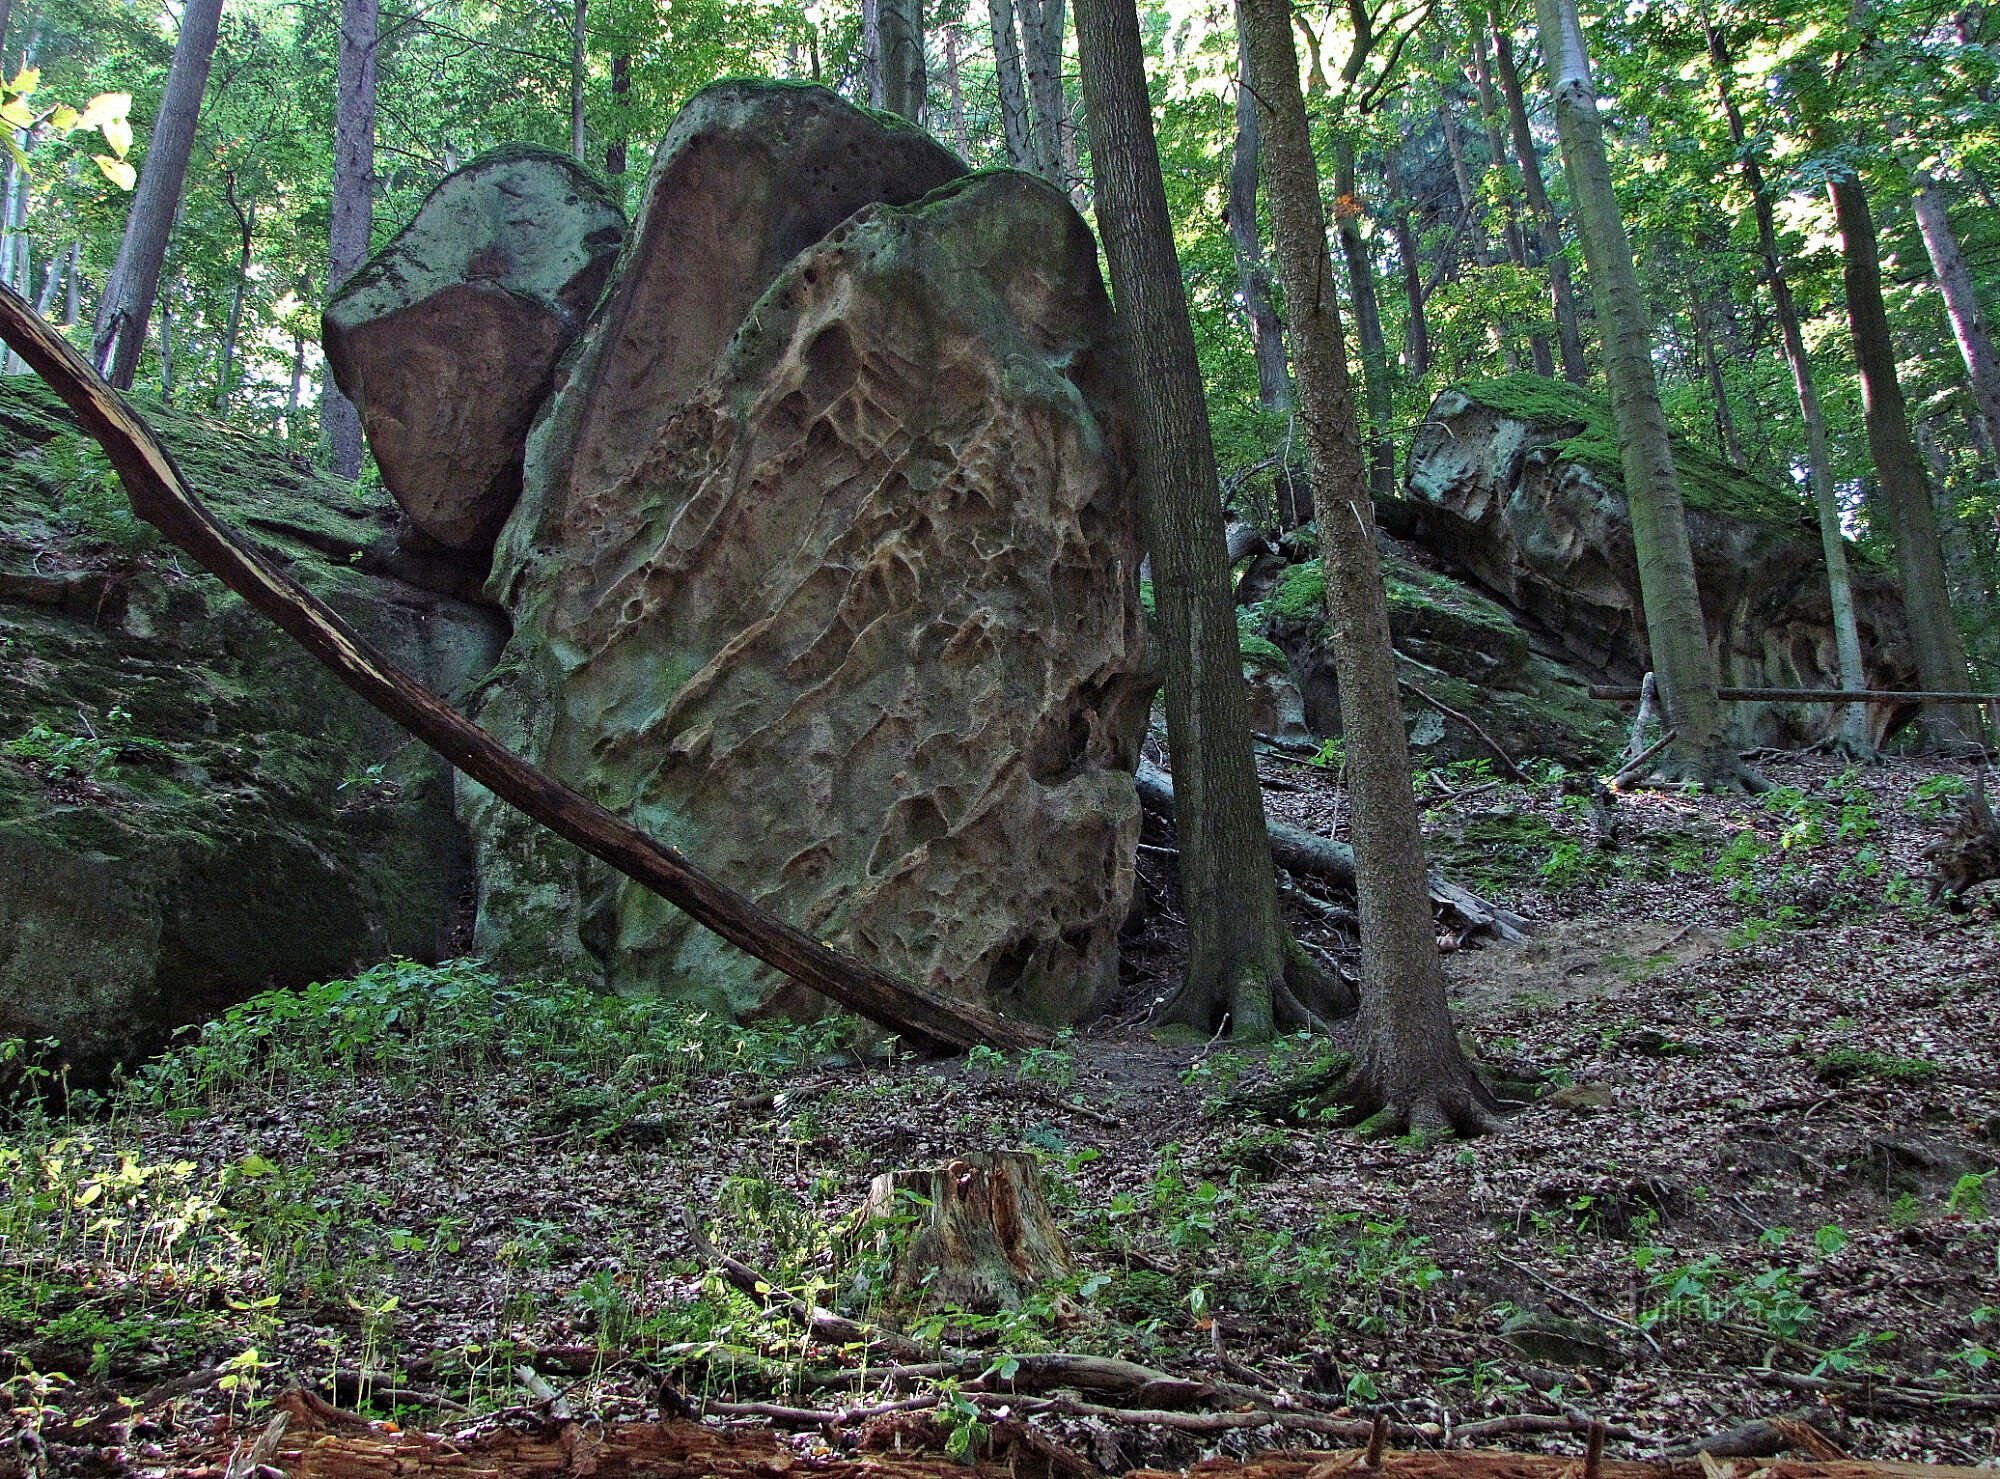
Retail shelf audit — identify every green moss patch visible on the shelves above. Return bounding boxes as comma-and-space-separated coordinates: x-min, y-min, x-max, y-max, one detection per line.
1456, 374, 1805, 527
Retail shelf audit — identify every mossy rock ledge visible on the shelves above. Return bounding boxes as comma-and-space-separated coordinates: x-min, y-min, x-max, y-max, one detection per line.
0, 378, 506, 1082
1393, 376, 1917, 747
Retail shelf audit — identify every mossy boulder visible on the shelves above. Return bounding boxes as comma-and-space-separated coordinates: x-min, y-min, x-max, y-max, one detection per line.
1243, 547, 1621, 766
0, 378, 505, 1082
1395, 376, 1916, 746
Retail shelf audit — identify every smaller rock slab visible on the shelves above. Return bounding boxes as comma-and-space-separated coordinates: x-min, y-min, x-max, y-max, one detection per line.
324, 146, 626, 553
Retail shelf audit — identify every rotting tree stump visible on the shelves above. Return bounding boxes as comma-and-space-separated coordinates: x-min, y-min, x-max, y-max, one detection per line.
843, 1150, 1071, 1314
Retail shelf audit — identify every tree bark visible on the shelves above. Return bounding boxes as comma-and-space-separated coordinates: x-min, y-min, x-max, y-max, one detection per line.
1535, 0, 1734, 784
1911, 166, 2000, 473
1385, 133, 1429, 379
569, 0, 588, 161
63, 239, 80, 325
1829, 167, 1978, 744
1333, 137, 1395, 499
1024, 0, 1068, 183
0, 284, 1045, 1058
1227, 27, 1290, 412
843, 1153, 1070, 1314
1705, 21, 1869, 752
88, 0, 223, 390
1237, 0, 1498, 1132
1073, 0, 1302, 1039
215, 175, 255, 413
879, 0, 926, 123
1489, 19, 1588, 385
1467, 34, 1553, 377
321, 0, 378, 481
989, 0, 1036, 169
941, 23, 973, 157
605, 52, 630, 175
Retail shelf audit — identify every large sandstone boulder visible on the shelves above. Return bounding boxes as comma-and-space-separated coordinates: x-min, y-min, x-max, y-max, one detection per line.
468, 82, 1150, 1025
324, 146, 626, 554
1396, 376, 1917, 746
0, 379, 505, 1083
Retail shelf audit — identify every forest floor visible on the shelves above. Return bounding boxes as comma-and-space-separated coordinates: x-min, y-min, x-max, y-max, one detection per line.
2, 751, 1997, 1476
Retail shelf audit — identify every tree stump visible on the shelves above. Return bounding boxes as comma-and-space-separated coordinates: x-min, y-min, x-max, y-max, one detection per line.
844, 1151, 1071, 1314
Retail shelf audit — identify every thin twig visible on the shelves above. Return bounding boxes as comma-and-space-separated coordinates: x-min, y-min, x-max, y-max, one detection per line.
1494, 1253, 1665, 1359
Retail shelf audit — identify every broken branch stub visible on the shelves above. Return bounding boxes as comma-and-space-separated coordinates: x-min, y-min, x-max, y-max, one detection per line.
0, 284, 1043, 1058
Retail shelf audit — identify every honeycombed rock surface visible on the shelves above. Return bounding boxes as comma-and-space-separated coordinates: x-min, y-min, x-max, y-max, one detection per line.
468, 82, 1151, 1024
1398, 376, 1917, 746
323, 146, 626, 554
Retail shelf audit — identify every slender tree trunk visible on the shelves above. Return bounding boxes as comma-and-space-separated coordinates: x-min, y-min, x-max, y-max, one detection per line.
89, 0, 223, 389
321, 0, 378, 480
1828, 168, 1977, 744
1237, 0, 1494, 1133
862, 0, 883, 104
942, 23, 973, 157
1490, 19, 1589, 385
31, 241, 59, 316
216, 195, 254, 413
1911, 167, 2000, 469
1024, 0, 1067, 183
1535, 0, 1733, 783
569, 0, 587, 161
879, 0, 926, 122
1705, 20, 1869, 751
989, 0, 1036, 169
1439, 94, 1492, 266
1073, 0, 1300, 1040
63, 239, 79, 325
605, 53, 630, 175
1333, 137, 1395, 499
1, 152, 23, 375
1689, 287, 1741, 466
1227, 27, 1290, 412
1468, 35, 1554, 377
1385, 135, 1429, 378
287, 321, 305, 430
156, 294, 173, 404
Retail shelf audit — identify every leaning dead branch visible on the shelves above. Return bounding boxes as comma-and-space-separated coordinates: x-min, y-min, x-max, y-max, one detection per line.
0, 284, 1041, 1058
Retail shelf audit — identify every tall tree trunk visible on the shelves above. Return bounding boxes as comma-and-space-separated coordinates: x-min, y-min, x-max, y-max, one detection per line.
89, 0, 223, 390
989, 0, 1035, 169
1438, 94, 1492, 266
156, 293, 173, 404
569, 0, 587, 161
216, 176, 254, 412
1828, 168, 1978, 744
63, 239, 80, 325
862, 0, 883, 104
605, 53, 629, 175
1333, 137, 1395, 499
942, 23, 973, 157
1468, 34, 1553, 377
1227, 27, 1290, 413
1535, 0, 1733, 783
1689, 287, 1741, 466
1385, 134, 1429, 378
1073, 0, 1304, 1040
1705, 20, 1869, 751
31, 241, 60, 316
1237, 0, 1494, 1133
1024, 0, 1068, 183
1490, 19, 1589, 385
1, 152, 23, 375
321, 0, 378, 481
879, 0, 926, 122
1911, 166, 2000, 470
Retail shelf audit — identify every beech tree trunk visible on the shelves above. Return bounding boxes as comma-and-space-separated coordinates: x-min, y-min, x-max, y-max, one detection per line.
1489, 19, 1588, 385
321, 0, 378, 481
1829, 168, 1978, 745
1911, 166, 2000, 473
1227, 28, 1291, 413
879, 0, 926, 123
1023, 0, 1068, 184
1467, 35, 1554, 377
1333, 137, 1395, 499
1706, 22, 1869, 751
215, 178, 254, 413
569, 0, 587, 161
1385, 134, 1429, 379
942, 23, 973, 157
89, 0, 223, 389
1535, 0, 1734, 784
1237, 0, 1496, 1132
1073, 0, 1301, 1039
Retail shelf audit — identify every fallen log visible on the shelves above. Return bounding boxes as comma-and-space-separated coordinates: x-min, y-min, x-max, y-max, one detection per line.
205, 1390, 2000, 1479
0, 284, 1042, 1057
1135, 759, 1529, 944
